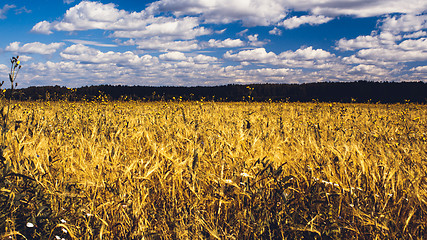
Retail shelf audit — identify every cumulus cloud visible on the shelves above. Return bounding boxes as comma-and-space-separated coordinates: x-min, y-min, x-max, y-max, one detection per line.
148, 0, 287, 27
348, 64, 391, 76
342, 55, 394, 67
226, 47, 342, 72
356, 47, 427, 62
248, 68, 293, 76
31, 21, 53, 34
192, 54, 218, 63
280, 15, 333, 29
0, 64, 8, 73
53, 1, 136, 31
336, 32, 402, 51
334, 11, 427, 76
159, 51, 187, 61
293, 0, 427, 18
279, 46, 334, 60
203, 38, 245, 48
17, 55, 33, 62
248, 34, 268, 47
23, 57, 228, 87
398, 38, 427, 51
15, 0, 427, 86
224, 48, 278, 63
110, 17, 211, 39
269, 27, 282, 35
5, 42, 65, 55
224, 46, 335, 69
131, 38, 200, 51
404, 31, 427, 39
60, 44, 158, 66
148, 0, 426, 28
0, 4, 15, 19
337, 19, 427, 64
410, 66, 427, 72
381, 14, 427, 34
32, 1, 210, 40
336, 35, 380, 51
27, 60, 137, 86
65, 39, 117, 47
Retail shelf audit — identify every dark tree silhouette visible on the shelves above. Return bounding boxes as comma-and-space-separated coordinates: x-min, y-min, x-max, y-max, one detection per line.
8, 81, 427, 103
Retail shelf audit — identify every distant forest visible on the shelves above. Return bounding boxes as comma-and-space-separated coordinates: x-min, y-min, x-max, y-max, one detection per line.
6, 81, 427, 103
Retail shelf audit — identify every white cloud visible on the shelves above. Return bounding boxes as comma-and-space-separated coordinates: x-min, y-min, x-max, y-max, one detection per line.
26, 61, 139, 86
13, 1, 427, 87
204, 38, 245, 48
192, 54, 218, 63
280, 15, 333, 29
336, 35, 380, 51
60, 44, 158, 66
15, 6, 31, 15
237, 29, 249, 36
279, 46, 334, 60
149, 0, 287, 27
398, 38, 427, 51
248, 34, 267, 47
159, 51, 187, 61
22, 58, 225, 87
381, 14, 427, 34
224, 46, 338, 70
224, 48, 277, 63
293, 0, 427, 18
65, 39, 117, 47
356, 48, 427, 62
215, 28, 226, 34
0, 4, 15, 19
31, 1, 210, 40
132, 38, 200, 51
148, 0, 426, 28
410, 66, 427, 72
0, 64, 8, 73
336, 31, 403, 51
337, 22, 427, 64
348, 64, 390, 76
31, 21, 53, 34
111, 17, 211, 40
224, 47, 335, 64
248, 68, 293, 76
342, 55, 395, 67
54, 1, 132, 31
269, 27, 282, 35
404, 31, 427, 39
17, 55, 33, 62
335, 12, 427, 73
5, 42, 65, 55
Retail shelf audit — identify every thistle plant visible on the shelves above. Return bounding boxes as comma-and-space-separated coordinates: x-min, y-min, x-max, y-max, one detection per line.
0, 55, 23, 181
9, 55, 21, 89
1, 56, 21, 151
0, 57, 52, 240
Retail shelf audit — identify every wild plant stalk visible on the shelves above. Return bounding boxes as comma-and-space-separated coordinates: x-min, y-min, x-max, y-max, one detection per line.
1, 56, 21, 152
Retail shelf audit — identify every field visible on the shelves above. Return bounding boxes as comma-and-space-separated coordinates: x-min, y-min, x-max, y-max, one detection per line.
0, 100, 426, 239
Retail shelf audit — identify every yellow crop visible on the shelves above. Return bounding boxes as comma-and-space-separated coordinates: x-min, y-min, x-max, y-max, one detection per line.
0, 100, 426, 239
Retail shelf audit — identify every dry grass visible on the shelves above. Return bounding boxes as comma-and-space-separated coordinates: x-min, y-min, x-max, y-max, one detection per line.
0, 100, 426, 239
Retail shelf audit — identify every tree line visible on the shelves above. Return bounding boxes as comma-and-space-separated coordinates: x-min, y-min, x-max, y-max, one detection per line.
5, 81, 427, 103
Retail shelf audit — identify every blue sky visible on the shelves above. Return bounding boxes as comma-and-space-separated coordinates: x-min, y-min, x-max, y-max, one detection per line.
0, 0, 426, 88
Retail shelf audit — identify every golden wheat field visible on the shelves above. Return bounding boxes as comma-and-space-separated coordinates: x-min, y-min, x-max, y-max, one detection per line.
0, 100, 426, 239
